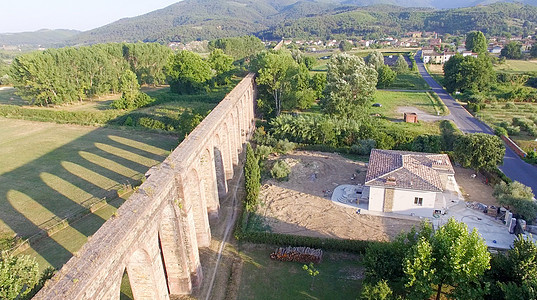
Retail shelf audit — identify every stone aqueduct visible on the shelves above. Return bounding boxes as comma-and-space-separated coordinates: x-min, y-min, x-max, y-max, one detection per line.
35, 74, 257, 299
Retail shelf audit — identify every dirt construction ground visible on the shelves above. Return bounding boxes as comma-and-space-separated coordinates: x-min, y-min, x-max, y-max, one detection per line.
256, 151, 420, 242
453, 166, 498, 207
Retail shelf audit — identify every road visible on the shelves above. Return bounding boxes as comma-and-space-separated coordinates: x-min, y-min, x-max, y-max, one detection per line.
415, 53, 537, 193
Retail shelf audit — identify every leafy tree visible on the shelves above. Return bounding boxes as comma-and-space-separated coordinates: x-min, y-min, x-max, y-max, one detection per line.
208, 35, 265, 60
360, 280, 392, 300
466, 31, 488, 53
0, 252, 40, 300
364, 223, 432, 287
208, 49, 234, 86
303, 263, 320, 290
501, 42, 523, 59
365, 50, 384, 70
254, 50, 313, 116
493, 181, 537, 221
531, 44, 537, 58
339, 40, 353, 52
444, 54, 495, 93
454, 133, 505, 171
322, 53, 377, 119
404, 218, 491, 300
165, 50, 213, 94
376, 64, 396, 88
393, 54, 409, 74
244, 144, 260, 211
486, 236, 537, 299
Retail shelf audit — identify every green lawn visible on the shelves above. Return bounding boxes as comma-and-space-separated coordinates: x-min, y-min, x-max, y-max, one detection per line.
372, 90, 440, 119
390, 72, 431, 90
495, 59, 537, 73
0, 118, 177, 242
238, 245, 363, 300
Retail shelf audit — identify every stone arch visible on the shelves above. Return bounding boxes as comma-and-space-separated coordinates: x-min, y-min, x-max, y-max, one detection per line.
200, 147, 219, 216
229, 110, 240, 164
220, 122, 234, 178
213, 134, 228, 197
126, 248, 169, 299
184, 167, 211, 247
158, 203, 192, 295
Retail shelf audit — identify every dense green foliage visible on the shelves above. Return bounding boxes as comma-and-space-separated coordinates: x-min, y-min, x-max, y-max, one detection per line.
393, 54, 409, 74
486, 236, 537, 299
364, 220, 490, 299
322, 53, 377, 119
9, 43, 171, 105
500, 42, 523, 59
65, 1, 537, 45
253, 50, 321, 117
270, 160, 291, 180
360, 280, 392, 300
454, 133, 505, 171
339, 40, 353, 52
376, 65, 396, 88
493, 181, 537, 221
404, 219, 490, 300
531, 44, 537, 58
244, 144, 261, 212
0, 252, 39, 299
465, 31, 488, 53
165, 50, 213, 94
444, 54, 495, 93
208, 36, 265, 60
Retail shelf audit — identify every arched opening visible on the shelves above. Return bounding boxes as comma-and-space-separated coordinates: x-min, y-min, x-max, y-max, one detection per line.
184, 168, 211, 247
200, 148, 219, 216
120, 269, 134, 300
126, 248, 162, 299
158, 204, 193, 295
220, 122, 234, 178
213, 135, 228, 198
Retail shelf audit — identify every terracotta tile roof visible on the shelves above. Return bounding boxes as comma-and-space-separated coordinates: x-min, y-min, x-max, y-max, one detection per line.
365, 149, 454, 192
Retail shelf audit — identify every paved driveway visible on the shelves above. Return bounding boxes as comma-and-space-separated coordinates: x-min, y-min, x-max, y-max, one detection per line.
415, 53, 537, 193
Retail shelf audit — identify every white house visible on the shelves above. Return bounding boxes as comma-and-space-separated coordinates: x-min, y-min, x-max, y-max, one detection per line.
364, 149, 455, 217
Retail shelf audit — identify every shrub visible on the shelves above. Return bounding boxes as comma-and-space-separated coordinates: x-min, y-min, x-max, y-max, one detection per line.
275, 139, 296, 154
494, 126, 508, 137
244, 144, 261, 212
255, 145, 273, 160
351, 139, 376, 155
504, 103, 517, 109
360, 280, 393, 300
271, 160, 291, 180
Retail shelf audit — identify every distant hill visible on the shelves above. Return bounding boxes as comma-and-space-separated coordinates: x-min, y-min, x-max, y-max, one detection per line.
67, 0, 537, 45
0, 29, 80, 47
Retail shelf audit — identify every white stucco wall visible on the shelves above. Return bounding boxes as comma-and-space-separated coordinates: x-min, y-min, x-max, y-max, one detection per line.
368, 186, 385, 212
367, 186, 438, 217
391, 189, 436, 217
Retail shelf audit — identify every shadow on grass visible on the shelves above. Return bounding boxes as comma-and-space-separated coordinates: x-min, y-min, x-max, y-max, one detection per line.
1, 124, 177, 269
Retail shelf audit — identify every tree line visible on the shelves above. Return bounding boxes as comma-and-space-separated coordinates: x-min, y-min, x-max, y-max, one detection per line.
10, 43, 172, 106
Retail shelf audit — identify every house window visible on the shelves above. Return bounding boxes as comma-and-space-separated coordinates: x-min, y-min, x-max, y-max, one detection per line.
414, 197, 423, 206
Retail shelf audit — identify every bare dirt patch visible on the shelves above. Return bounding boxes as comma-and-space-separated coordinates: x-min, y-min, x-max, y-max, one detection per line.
454, 166, 498, 207
396, 106, 442, 122
256, 151, 420, 242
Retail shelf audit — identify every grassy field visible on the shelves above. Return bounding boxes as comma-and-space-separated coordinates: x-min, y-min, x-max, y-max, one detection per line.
495, 59, 537, 73
390, 72, 431, 90
238, 244, 363, 299
476, 102, 537, 151
0, 118, 177, 264
372, 90, 440, 118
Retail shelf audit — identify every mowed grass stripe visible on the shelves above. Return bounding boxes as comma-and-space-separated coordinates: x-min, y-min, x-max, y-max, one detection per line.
0, 118, 177, 238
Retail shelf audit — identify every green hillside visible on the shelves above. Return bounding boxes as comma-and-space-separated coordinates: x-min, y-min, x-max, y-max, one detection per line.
0, 29, 80, 47
66, 1, 537, 44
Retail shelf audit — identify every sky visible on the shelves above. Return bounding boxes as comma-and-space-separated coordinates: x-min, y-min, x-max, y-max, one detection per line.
0, 0, 182, 33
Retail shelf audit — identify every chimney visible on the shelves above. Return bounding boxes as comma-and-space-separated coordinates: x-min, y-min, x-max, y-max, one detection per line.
386, 176, 397, 186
